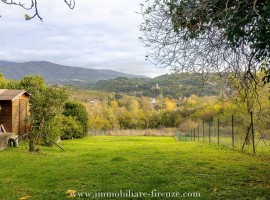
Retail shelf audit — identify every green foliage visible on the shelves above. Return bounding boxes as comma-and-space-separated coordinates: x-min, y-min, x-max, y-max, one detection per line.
61, 116, 84, 139
0, 73, 20, 89
28, 88, 68, 148
18, 75, 69, 149
42, 116, 62, 146
165, 0, 270, 64
19, 75, 46, 95
0, 73, 6, 88
30, 88, 68, 125
82, 90, 221, 131
262, 66, 270, 85
62, 101, 89, 138
89, 115, 111, 130
6, 79, 20, 89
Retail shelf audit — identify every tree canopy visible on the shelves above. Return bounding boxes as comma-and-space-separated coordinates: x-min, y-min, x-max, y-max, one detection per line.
140, 0, 270, 87
0, 0, 75, 21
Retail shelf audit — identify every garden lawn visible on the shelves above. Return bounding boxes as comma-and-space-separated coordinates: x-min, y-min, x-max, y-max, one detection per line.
0, 136, 269, 200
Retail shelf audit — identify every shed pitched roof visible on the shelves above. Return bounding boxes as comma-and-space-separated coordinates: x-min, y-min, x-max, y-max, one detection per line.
0, 89, 30, 101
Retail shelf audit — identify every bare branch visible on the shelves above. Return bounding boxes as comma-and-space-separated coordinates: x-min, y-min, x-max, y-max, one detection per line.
1, 0, 75, 21
64, 0, 75, 9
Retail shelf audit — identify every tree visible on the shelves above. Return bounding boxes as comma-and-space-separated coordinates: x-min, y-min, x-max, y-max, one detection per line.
0, 73, 7, 88
19, 75, 68, 151
165, 97, 176, 111
110, 100, 119, 110
27, 87, 68, 150
0, 73, 20, 89
19, 74, 46, 95
0, 0, 75, 21
140, 0, 270, 89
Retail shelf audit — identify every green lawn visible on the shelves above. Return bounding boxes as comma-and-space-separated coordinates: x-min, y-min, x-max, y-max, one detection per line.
0, 136, 269, 200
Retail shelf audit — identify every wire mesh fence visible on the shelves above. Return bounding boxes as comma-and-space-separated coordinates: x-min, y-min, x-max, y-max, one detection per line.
175, 112, 270, 155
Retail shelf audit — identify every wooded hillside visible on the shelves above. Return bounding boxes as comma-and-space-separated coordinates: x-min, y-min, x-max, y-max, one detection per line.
93, 73, 229, 98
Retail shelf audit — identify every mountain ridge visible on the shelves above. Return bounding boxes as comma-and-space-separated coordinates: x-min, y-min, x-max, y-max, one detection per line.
0, 61, 148, 83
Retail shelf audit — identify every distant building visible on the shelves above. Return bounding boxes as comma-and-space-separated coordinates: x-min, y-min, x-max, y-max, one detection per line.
0, 89, 30, 135
151, 83, 160, 91
151, 98, 156, 105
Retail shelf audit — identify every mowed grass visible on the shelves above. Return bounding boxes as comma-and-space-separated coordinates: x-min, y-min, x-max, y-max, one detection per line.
0, 136, 269, 200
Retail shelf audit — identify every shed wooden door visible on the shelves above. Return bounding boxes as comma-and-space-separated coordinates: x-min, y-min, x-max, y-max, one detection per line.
19, 99, 28, 134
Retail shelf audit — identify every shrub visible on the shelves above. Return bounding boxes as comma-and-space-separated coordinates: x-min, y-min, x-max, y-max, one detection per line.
42, 116, 62, 146
61, 116, 84, 139
178, 119, 197, 133
62, 101, 89, 138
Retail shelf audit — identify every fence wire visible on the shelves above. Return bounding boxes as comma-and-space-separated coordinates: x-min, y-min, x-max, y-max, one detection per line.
176, 112, 270, 155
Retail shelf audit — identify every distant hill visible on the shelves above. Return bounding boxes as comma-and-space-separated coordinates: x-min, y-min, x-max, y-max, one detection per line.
93, 73, 230, 98
0, 61, 147, 84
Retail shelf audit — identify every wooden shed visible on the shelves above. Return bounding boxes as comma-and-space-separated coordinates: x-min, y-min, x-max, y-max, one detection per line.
0, 89, 30, 135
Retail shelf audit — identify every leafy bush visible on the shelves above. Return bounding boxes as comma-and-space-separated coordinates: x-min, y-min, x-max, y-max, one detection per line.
61, 116, 84, 139
62, 101, 89, 139
42, 116, 62, 146
178, 119, 197, 133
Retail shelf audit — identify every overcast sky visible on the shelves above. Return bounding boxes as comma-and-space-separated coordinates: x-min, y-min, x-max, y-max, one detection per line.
0, 0, 170, 78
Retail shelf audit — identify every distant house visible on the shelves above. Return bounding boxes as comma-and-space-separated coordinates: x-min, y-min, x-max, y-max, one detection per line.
0, 89, 30, 135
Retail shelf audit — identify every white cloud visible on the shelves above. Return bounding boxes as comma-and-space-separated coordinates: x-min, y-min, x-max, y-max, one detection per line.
0, 0, 169, 77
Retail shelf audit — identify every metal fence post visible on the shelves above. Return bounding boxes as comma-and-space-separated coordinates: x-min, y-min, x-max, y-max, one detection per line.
203, 122, 205, 141
198, 125, 200, 141
194, 128, 196, 141
218, 117, 220, 145
232, 115, 234, 148
251, 111, 255, 154
209, 121, 211, 143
